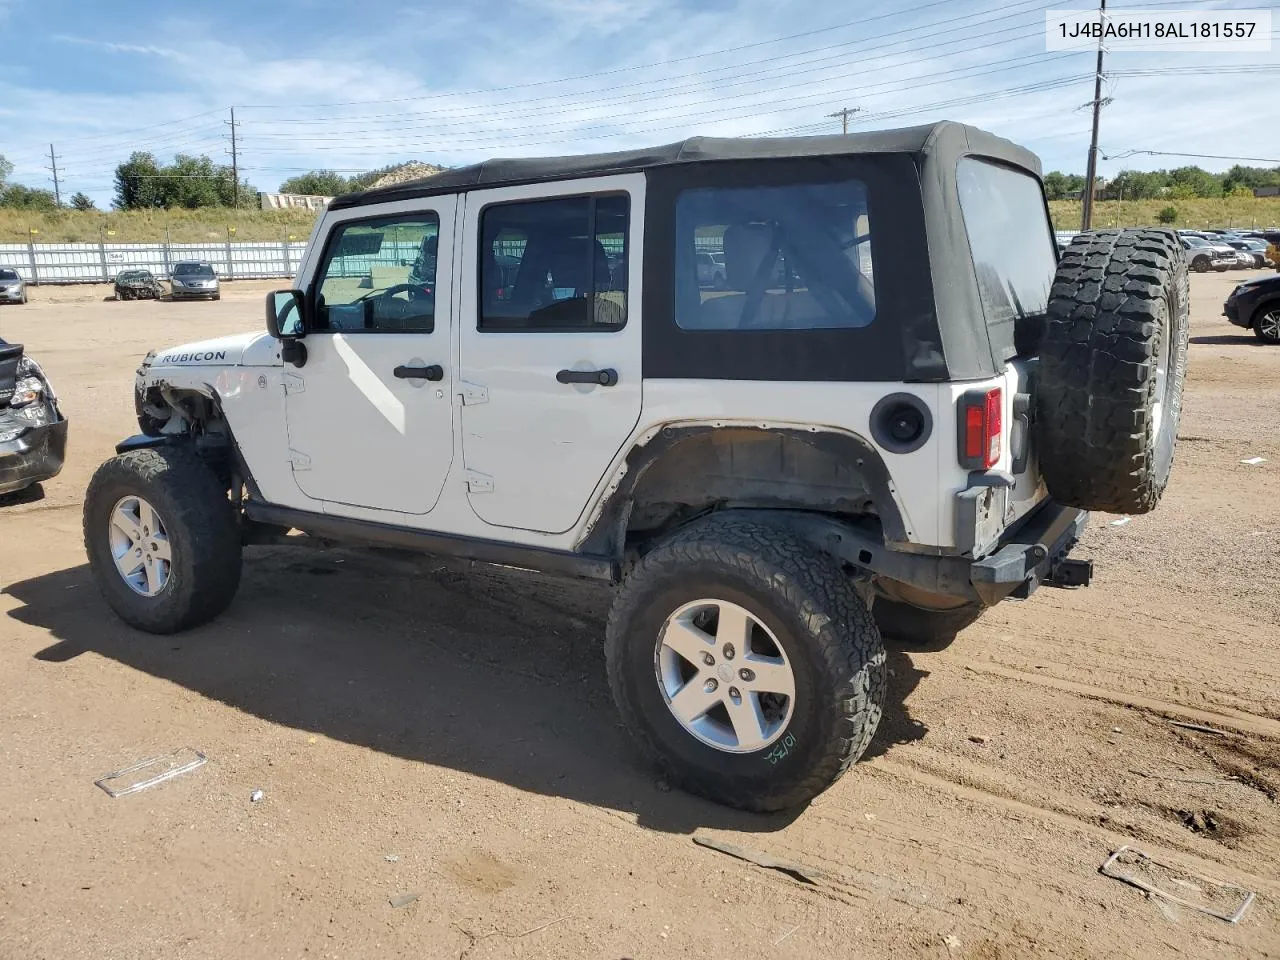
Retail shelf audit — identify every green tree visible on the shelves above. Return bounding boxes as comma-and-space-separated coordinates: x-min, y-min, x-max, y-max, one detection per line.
1168, 165, 1221, 198
69, 191, 96, 211
113, 152, 255, 210
0, 183, 60, 211
113, 152, 165, 209
278, 170, 351, 196
0, 153, 12, 187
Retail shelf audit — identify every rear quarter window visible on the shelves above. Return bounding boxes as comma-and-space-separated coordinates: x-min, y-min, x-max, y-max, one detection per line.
956, 157, 1057, 358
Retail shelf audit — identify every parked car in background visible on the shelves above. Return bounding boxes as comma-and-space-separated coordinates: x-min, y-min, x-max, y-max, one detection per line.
1225, 239, 1268, 269
169, 261, 220, 301
0, 267, 27, 305
0, 338, 68, 496
1224, 273, 1280, 344
1180, 236, 1236, 272
114, 269, 165, 301
695, 251, 727, 289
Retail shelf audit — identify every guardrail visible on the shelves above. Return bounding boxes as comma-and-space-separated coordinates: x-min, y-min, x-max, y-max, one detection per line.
0, 241, 309, 284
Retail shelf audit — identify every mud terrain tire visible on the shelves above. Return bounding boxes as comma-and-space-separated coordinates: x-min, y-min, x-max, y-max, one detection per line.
84, 446, 242, 634
1037, 229, 1189, 514
606, 514, 885, 812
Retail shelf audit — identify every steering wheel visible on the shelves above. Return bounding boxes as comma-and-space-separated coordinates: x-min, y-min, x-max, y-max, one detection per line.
357, 282, 431, 303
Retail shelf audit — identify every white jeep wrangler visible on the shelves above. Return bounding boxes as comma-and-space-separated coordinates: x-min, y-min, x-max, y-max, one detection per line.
84, 122, 1189, 811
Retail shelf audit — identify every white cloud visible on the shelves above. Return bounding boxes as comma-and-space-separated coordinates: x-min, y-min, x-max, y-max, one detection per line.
53, 34, 187, 60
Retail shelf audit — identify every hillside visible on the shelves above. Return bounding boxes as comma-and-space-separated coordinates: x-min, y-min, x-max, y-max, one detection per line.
3, 196, 1278, 244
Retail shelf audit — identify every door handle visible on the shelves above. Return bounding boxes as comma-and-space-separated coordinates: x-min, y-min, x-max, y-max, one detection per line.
394, 364, 444, 381
556, 368, 618, 387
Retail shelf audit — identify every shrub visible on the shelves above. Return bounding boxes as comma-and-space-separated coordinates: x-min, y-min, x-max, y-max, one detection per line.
1157, 205, 1178, 224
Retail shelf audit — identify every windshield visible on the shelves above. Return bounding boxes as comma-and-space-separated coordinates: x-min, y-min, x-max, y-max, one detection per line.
0, 269, 19, 281
956, 156, 1057, 355
174, 263, 214, 278
1184, 237, 1209, 247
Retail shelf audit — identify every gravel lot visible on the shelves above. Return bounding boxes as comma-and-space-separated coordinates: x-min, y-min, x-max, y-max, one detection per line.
1, 272, 1277, 960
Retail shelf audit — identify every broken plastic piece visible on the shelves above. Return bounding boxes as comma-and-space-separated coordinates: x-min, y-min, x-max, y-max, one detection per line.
95, 748, 207, 798
388, 892, 419, 908
1100, 846, 1254, 923
1240, 457, 1267, 466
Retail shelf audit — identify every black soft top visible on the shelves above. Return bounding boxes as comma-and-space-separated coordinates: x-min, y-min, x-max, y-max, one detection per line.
331, 121, 1040, 210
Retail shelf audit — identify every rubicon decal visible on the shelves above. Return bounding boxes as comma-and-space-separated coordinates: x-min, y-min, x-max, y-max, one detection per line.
156, 350, 227, 363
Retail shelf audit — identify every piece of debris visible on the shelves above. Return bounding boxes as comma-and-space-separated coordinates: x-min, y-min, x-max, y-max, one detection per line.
388, 892, 419, 909
1112, 727, 1123, 734
1240, 457, 1267, 466
1110, 517, 1132, 526
942, 933, 963, 952
384, 854, 400, 863
1167, 720, 1229, 737
1148, 891, 1180, 923
863, 812, 877, 822
517, 916, 568, 937
249, 789, 265, 803
1129, 769, 1233, 787
773, 924, 801, 946
95, 748, 207, 798
1099, 846, 1254, 923
968, 735, 988, 745
692, 834, 823, 885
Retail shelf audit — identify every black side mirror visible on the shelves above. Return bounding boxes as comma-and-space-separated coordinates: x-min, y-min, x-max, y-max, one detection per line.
266, 290, 306, 338
266, 290, 308, 368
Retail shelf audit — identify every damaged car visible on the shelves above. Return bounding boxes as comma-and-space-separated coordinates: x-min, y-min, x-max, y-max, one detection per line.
0, 338, 68, 497
114, 269, 165, 301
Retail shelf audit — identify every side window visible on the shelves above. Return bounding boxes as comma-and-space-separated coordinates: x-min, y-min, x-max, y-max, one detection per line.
673, 180, 876, 331
479, 193, 628, 332
313, 213, 439, 333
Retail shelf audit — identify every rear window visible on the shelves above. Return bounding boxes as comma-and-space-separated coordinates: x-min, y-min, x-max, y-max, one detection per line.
673, 180, 876, 331
0, 269, 19, 281
956, 157, 1057, 351
174, 263, 214, 278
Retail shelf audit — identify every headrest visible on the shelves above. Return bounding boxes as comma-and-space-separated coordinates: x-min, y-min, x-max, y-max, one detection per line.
722, 223, 776, 289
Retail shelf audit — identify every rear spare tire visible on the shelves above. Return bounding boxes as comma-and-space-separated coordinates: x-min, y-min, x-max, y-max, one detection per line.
1037, 229, 1189, 514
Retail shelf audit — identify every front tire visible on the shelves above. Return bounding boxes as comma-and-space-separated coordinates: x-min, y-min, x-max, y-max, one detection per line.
1254, 305, 1280, 344
84, 447, 242, 634
605, 515, 885, 812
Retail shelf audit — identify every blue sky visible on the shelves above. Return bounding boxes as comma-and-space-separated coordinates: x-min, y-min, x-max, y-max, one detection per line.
0, 0, 1275, 205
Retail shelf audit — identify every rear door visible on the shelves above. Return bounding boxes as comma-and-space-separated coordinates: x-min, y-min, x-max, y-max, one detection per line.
456, 175, 643, 534
282, 200, 457, 516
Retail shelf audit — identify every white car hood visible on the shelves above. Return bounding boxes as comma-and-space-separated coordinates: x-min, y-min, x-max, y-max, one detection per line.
151, 331, 280, 368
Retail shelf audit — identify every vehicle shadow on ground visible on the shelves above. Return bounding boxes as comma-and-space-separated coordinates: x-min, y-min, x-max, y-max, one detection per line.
5, 547, 931, 834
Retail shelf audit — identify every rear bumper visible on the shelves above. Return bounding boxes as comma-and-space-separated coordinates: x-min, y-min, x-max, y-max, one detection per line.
969, 501, 1090, 606
0, 417, 68, 494
775, 499, 1091, 609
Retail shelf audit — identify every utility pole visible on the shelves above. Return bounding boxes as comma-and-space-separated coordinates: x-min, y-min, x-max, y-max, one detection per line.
225, 107, 240, 209
46, 144, 62, 206
827, 106, 861, 135
1081, 0, 1107, 231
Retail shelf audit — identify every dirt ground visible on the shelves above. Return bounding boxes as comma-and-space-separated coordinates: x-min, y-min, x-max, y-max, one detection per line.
1, 273, 1277, 960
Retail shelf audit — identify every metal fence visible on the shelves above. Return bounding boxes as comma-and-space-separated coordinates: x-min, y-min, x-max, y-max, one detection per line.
0, 241, 309, 285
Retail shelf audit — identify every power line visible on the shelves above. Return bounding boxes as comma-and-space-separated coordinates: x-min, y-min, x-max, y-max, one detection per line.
1103, 149, 1280, 165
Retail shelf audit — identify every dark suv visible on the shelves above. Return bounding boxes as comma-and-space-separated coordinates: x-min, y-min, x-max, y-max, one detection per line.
1224, 274, 1280, 343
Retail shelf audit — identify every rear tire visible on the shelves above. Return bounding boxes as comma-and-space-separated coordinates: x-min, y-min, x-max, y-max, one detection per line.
1037, 229, 1189, 514
84, 447, 242, 634
606, 515, 885, 812
1191, 255, 1209, 272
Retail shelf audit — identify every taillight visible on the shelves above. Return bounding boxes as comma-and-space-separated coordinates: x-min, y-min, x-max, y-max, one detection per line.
958, 387, 1003, 470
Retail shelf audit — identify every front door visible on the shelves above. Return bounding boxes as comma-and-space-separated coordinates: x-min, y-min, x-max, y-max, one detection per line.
283, 200, 456, 516
457, 175, 644, 534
